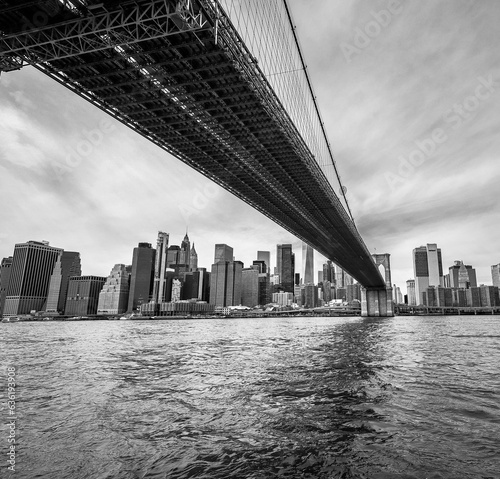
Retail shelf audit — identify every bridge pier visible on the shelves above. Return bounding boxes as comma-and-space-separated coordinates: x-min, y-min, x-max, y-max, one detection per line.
361, 287, 394, 317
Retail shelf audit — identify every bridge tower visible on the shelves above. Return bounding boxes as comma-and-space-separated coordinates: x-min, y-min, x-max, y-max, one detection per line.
361, 254, 394, 317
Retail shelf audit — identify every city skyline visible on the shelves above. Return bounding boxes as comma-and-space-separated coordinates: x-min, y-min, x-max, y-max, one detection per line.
1, 1, 499, 290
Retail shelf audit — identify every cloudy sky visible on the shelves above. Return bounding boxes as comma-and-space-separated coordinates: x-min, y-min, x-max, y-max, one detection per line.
1, 0, 499, 292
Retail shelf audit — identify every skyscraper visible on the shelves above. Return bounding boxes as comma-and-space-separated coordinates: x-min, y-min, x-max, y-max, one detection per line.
448, 260, 477, 289
65, 276, 106, 316
189, 243, 198, 272
45, 251, 81, 314
128, 242, 156, 312
491, 264, 500, 288
322, 260, 335, 284
179, 233, 191, 267
214, 244, 233, 263
413, 244, 443, 305
3, 241, 62, 317
0, 257, 13, 317
277, 244, 294, 292
406, 279, 416, 305
210, 244, 243, 307
302, 242, 314, 284
241, 268, 259, 307
97, 264, 131, 315
152, 231, 169, 303
257, 251, 271, 271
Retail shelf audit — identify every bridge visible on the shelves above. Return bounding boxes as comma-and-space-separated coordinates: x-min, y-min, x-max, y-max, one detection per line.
0, 0, 392, 315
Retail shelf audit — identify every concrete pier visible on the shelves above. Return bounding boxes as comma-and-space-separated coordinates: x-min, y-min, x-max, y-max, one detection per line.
361, 287, 394, 317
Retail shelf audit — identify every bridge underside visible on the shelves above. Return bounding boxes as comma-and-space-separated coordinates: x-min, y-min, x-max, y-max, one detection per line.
0, 0, 385, 288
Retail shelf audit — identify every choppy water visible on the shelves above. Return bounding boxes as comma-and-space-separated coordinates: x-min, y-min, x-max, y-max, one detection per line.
1, 316, 499, 478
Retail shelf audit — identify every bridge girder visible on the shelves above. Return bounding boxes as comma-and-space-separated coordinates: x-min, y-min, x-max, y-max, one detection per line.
0, 0, 386, 288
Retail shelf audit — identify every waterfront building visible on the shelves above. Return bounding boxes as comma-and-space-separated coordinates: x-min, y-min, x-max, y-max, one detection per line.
127, 242, 156, 312
413, 244, 444, 305
436, 286, 453, 307
97, 264, 130, 315
479, 285, 500, 307
336, 287, 347, 302
452, 288, 467, 307
241, 268, 259, 307
448, 260, 477, 289
171, 278, 182, 302
0, 257, 13, 317
152, 231, 169, 303
466, 287, 481, 307
65, 276, 106, 316
45, 251, 81, 315
276, 244, 294, 292
214, 244, 233, 263
406, 279, 416, 305
272, 291, 293, 307
492, 264, 500, 288
3, 241, 62, 317
321, 280, 333, 303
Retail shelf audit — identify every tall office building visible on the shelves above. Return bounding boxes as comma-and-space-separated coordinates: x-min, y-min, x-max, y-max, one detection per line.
65, 276, 106, 316
257, 251, 271, 271
491, 264, 500, 288
3, 241, 62, 317
97, 264, 131, 315
152, 231, 169, 303
406, 279, 416, 305
277, 244, 295, 292
189, 243, 198, 272
210, 257, 243, 307
45, 251, 81, 314
448, 260, 477, 289
241, 268, 259, 307
127, 243, 156, 312
302, 242, 314, 284
413, 244, 443, 305
335, 266, 353, 289
0, 257, 13, 317
179, 233, 191, 267
323, 260, 335, 284
252, 260, 267, 274
214, 244, 233, 263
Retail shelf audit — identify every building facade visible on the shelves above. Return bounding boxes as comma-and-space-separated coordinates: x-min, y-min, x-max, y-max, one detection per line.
97, 264, 130, 315
0, 257, 13, 317
3, 241, 62, 317
152, 231, 169, 303
241, 268, 259, 307
45, 251, 81, 314
276, 244, 294, 292
127, 242, 156, 312
492, 264, 500, 288
302, 242, 314, 285
413, 244, 443, 305
65, 276, 106, 316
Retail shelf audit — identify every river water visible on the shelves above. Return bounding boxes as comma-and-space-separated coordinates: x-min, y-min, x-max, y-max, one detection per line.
1, 315, 499, 478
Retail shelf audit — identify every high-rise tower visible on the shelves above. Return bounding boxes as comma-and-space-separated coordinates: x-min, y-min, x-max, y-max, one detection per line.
152, 231, 169, 303
189, 243, 198, 272
276, 244, 294, 292
128, 242, 156, 312
302, 242, 314, 284
413, 244, 443, 305
3, 241, 62, 317
45, 251, 81, 314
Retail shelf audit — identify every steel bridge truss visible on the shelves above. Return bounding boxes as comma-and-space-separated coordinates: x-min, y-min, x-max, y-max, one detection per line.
0, 0, 385, 287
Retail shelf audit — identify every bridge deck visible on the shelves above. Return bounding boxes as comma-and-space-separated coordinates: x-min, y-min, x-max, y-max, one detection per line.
0, 0, 385, 288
